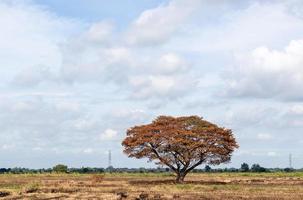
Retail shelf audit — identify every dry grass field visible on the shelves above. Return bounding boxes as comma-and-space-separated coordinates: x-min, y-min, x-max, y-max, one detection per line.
0, 172, 303, 199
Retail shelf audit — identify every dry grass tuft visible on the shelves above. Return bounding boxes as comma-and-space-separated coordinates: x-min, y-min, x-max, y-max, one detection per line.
91, 174, 105, 183
23, 182, 40, 193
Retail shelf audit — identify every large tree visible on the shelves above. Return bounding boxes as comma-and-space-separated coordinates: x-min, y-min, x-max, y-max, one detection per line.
122, 116, 238, 182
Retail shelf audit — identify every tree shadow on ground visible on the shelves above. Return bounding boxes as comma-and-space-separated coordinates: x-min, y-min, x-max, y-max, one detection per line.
128, 179, 228, 185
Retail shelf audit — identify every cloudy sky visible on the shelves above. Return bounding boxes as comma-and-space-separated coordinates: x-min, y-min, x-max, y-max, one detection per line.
1, 0, 303, 169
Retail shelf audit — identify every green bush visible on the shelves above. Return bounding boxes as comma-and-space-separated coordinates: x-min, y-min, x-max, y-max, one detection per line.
53, 164, 68, 173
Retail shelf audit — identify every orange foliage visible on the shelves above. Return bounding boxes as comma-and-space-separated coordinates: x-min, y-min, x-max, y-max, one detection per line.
122, 116, 238, 182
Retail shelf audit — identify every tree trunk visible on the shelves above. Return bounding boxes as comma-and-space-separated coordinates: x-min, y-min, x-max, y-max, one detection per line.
176, 172, 186, 183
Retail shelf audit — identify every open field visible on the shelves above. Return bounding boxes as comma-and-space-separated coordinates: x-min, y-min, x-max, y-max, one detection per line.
0, 172, 303, 199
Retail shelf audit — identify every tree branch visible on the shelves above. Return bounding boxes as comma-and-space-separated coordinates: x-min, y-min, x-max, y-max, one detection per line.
173, 151, 188, 166
149, 143, 177, 172
185, 158, 206, 174
172, 152, 186, 168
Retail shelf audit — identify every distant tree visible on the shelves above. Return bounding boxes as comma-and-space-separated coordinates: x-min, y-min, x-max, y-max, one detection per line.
139, 167, 147, 173
53, 164, 68, 173
0, 168, 8, 174
205, 165, 212, 172
122, 115, 238, 183
106, 166, 114, 173
251, 164, 266, 172
81, 167, 90, 173
251, 164, 260, 172
284, 168, 294, 172
240, 163, 250, 172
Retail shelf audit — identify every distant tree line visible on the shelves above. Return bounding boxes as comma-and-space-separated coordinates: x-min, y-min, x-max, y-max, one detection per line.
195, 163, 298, 173
0, 163, 300, 174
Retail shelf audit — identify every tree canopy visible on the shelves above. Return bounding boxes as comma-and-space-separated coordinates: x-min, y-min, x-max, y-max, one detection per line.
240, 163, 250, 172
53, 164, 68, 173
122, 115, 238, 182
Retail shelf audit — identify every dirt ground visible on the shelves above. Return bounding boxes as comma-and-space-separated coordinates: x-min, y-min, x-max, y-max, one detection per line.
0, 172, 303, 199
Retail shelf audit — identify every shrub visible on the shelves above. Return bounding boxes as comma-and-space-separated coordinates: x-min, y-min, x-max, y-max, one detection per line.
251, 164, 267, 172
53, 164, 68, 173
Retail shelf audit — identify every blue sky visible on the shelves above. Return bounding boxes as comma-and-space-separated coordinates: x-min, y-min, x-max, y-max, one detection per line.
34, 0, 164, 20
1, 0, 303, 169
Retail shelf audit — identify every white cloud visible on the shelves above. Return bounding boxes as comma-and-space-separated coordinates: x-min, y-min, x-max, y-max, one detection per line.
99, 129, 118, 141
219, 103, 278, 128
126, 0, 201, 45
85, 21, 114, 43
1, 144, 14, 150
72, 119, 96, 131
111, 108, 149, 123
83, 148, 94, 154
154, 53, 188, 74
60, 44, 133, 83
11, 101, 34, 112
235, 150, 278, 157
181, 2, 303, 53
0, 1, 81, 83
12, 66, 56, 86
290, 119, 303, 127
257, 133, 273, 140
55, 101, 81, 112
129, 74, 194, 99
285, 0, 303, 18
32, 147, 43, 151
224, 39, 303, 100
288, 105, 303, 115
267, 152, 277, 157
